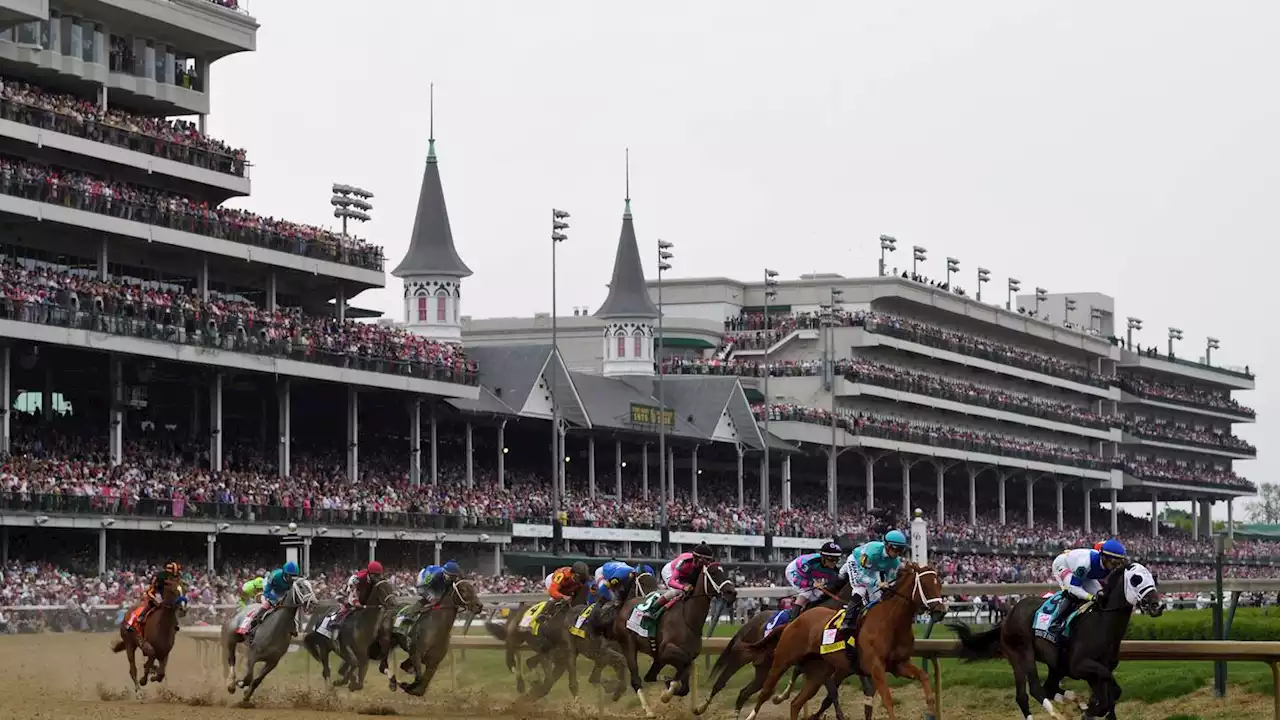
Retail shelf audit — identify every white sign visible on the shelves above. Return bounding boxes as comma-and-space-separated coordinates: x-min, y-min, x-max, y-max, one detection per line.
910, 510, 928, 566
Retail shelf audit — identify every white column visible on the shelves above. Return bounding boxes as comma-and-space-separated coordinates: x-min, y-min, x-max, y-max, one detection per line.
266, 272, 277, 312
98, 528, 108, 575
1227, 498, 1234, 540
615, 440, 623, 499
736, 446, 745, 508
968, 466, 977, 524
1110, 488, 1119, 536
209, 373, 223, 472
935, 464, 944, 522
901, 460, 911, 521
667, 446, 676, 504
1083, 486, 1093, 535
336, 287, 347, 322
588, 437, 597, 500
690, 446, 699, 506
1151, 492, 1159, 538
827, 448, 838, 517
1055, 479, 1064, 531
641, 444, 650, 500
1190, 499, 1199, 539
367, 539, 377, 563
998, 473, 1007, 525
1025, 475, 1035, 529
865, 455, 875, 511
206, 534, 216, 572
465, 422, 474, 488
0, 346, 9, 455
409, 399, 422, 486
430, 406, 439, 485
346, 387, 359, 484
497, 421, 506, 490
108, 356, 123, 466
302, 537, 311, 576
277, 380, 291, 477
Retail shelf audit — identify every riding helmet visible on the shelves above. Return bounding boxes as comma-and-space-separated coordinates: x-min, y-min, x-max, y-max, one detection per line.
883, 529, 909, 549
1099, 538, 1127, 559
164, 561, 181, 575
692, 543, 715, 560
443, 560, 461, 576
367, 560, 385, 575
819, 541, 843, 558
283, 561, 300, 576
571, 561, 590, 578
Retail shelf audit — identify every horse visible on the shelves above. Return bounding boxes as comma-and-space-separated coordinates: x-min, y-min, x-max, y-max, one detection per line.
567, 571, 659, 702
695, 585, 869, 719
303, 578, 398, 691
485, 584, 590, 697
616, 563, 738, 717
744, 562, 948, 720
110, 578, 187, 693
951, 562, 1162, 720
220, 578, 317, 702
382, 578, 484, 696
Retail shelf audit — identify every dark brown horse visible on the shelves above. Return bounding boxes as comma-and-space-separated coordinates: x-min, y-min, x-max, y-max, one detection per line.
568, 570, 659, 702
485, 584, 590, 697
384, 578, 484, 696
110, 578, 187, 693
616, 563, 737, 717
745, 563, 947, 720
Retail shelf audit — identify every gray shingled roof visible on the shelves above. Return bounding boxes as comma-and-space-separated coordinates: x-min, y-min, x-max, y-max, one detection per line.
465, 345, 554, 411
570, 371, 704, 440
594, 202, 660, 320
392, 141, 473, 279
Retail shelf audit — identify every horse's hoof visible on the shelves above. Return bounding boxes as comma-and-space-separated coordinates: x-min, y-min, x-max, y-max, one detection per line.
771, 694, 787, 705
1042, 698, 1062, 719
138, 677, 148, 687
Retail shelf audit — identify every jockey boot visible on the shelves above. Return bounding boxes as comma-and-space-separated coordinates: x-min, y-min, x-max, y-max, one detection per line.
1049, 594, 1079, 636
837, 595, 865, 641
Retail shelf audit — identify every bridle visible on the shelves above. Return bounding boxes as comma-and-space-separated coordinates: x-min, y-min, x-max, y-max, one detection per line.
700, 564, 734, 597
883, 565, 946, 611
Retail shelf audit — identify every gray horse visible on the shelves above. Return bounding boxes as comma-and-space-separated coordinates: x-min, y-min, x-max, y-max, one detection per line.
384, 578, 484, 695
221, 578, 317, 702
302, 579, 398, 692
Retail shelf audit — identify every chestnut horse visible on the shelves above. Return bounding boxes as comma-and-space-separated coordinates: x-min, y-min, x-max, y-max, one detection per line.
110, 578, 187, 693
745, 562, 947, 720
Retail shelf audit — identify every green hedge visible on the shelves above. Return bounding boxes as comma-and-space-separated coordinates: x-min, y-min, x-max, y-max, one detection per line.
1127, 608, 1280, 641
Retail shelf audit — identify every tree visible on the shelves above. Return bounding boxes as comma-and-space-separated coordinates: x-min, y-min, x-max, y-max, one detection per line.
1246, 483, 1280, 525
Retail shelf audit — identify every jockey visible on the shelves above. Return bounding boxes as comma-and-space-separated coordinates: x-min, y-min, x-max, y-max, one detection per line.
1048, 538, 1128, 632
347, 560, 386, 608
416, 559, 462, 606
129, 561, 182, 632
647, 543, 715, 622
239, 576, 265, 609
237, 561, 299, 636
545, 562, 590, 615
591, 560, 637, 610
780, 541, 844, 624
836, 530, 909, 639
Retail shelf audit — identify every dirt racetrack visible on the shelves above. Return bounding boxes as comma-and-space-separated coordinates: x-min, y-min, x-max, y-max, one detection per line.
0, 631, 1274, 720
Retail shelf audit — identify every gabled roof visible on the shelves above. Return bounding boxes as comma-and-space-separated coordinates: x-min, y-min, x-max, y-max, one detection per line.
447, 386, 519, 417
392, 139, 473, 279
594, 200, 660, 320
651, 376, 764, 451
569, 371, 703, 440
465, 344, 589, 427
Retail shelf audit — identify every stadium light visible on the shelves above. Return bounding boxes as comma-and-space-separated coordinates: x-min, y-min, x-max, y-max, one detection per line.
1034, 287, 1048, 316
878, 235, 897, 276
945, 257, 960, 289
1126, 317, 1143, 349
1064, 297, 1077, 326
1168, 327, 1184, 357
823, 287, 844, 520
762, 268, 780, 529
100, 518, 115, 528
912, 246, 928, 276
1206, 336, 1221, 364
657, 239, 676, 534
1006, 278, 1021, 311
976, 268, 991, 302
550, 208, 570, 518
331, 183, 375, 237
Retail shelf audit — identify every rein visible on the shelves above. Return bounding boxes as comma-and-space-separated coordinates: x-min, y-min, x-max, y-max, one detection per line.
879, 566, 945, 612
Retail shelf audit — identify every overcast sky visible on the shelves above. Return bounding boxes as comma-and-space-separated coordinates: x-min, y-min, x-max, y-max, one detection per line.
207, 1, 1273, 518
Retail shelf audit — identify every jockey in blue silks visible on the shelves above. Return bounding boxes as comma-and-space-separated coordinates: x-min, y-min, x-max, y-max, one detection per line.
835, 529, 908, 639
1047, 538, 1128, 633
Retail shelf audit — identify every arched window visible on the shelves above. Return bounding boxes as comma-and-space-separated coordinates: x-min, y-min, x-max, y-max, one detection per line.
615, 328, 627, 358
436, 288, 449, 323
633, 329, 644, 358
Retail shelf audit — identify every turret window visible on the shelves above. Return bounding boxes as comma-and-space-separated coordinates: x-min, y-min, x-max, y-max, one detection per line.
617, 336, 627, 358
437, 296, 447, 323
634, 333, 643, 357
416, 296, 428, 322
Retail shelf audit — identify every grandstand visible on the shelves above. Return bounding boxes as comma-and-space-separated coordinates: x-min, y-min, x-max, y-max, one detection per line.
0, 1, 1264, 619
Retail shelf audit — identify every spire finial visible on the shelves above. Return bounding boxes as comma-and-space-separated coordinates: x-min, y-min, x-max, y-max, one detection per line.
624, 147, 631, 216
427, 83, 437, 161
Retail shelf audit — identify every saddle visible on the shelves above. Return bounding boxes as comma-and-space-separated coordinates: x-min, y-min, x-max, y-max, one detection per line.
519, 601, 551, 636
820, 610, 855, 655
1033, 594, 1093, 645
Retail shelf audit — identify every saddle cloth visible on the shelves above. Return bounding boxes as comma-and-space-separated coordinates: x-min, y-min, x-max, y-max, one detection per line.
819, 609, 854, 655
568, 605, 594, 638
519, 601, 550, 636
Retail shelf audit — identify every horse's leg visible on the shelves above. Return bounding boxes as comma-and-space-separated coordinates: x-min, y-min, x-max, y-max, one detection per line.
567, 644, 581, 697
773, 664, 804, 704
239, 653, 257, 691
351, 647, 373, 692
660, 647, 693, 702
1021, 648, 1060, 719
622, 640, 654, 717
154, 651, 169, 683
1009, 655, 1035, 720
243, 655, 280, 702
224, 641, 239, 694
863, 658, 898, 720
699, 649, 750, 715
400, 644, 431, 696
806, 668, 851, 720
744, 658, 794, 720
125, 641, 140, 693
889, 659, 935, 720
790, 664, 833, 720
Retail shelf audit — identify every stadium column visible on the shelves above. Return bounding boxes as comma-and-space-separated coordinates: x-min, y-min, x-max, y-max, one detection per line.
266, 272, 277, 312
430, 405, 439, 485
1083, 486, 1092, 535
1226, 499, 1234, 539
97, 236, 108, 281
736, 444, 745, 509
1055, 479, 1064, 531
1150, 491, 1159, 538
109, 357, 123, 465
368, 539, 377, 563
198, 256, 209, 301
588, 437, 596, 499
277, 380, 291, 478
98, 527, 107, 575
1190, 499, 1199, 538
934, 462, 944, 523
206, 533, 215, 572
210, 373, 223, 471
782, 454, 792, 510
667, 445, 676, 504
346, 387, 359, 483
997, 472, 1007, 525
336, 287, 347, 322
465, 422, 474, 488
1110, 488, 1119, 535
409, 398, 422, 486
864, 453, 875, 511
641, 443, 649, 499
1025, 475, 1036, 528
41, 366, 53, 422
0, 345, 9, 455
967, 466, 977, 524
615, 439, 623, 498
690, 445, 698, 505
497, 421, 507, 489
759, 454, 768, 511
900, 457, 912, 523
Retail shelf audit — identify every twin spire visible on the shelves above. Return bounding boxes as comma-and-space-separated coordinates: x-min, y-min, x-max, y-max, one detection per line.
594, 149, 660, 320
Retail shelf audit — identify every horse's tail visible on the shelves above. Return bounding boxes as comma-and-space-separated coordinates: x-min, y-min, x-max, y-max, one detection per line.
707, 626, 744, 685
109, 638, 125, 653
484, 618, 517, 672
947, 622, 1003, 661
740, 623, 782, 660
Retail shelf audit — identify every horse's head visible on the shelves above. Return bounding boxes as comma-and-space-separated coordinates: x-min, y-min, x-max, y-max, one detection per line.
1118, 562, 1162, 617
160, 579, 187, 614
452, 579, 484, 614
897, 562, 947, 620
700, 563, 737, 604
372, 578, 399, 608
289, 578, 318, 612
